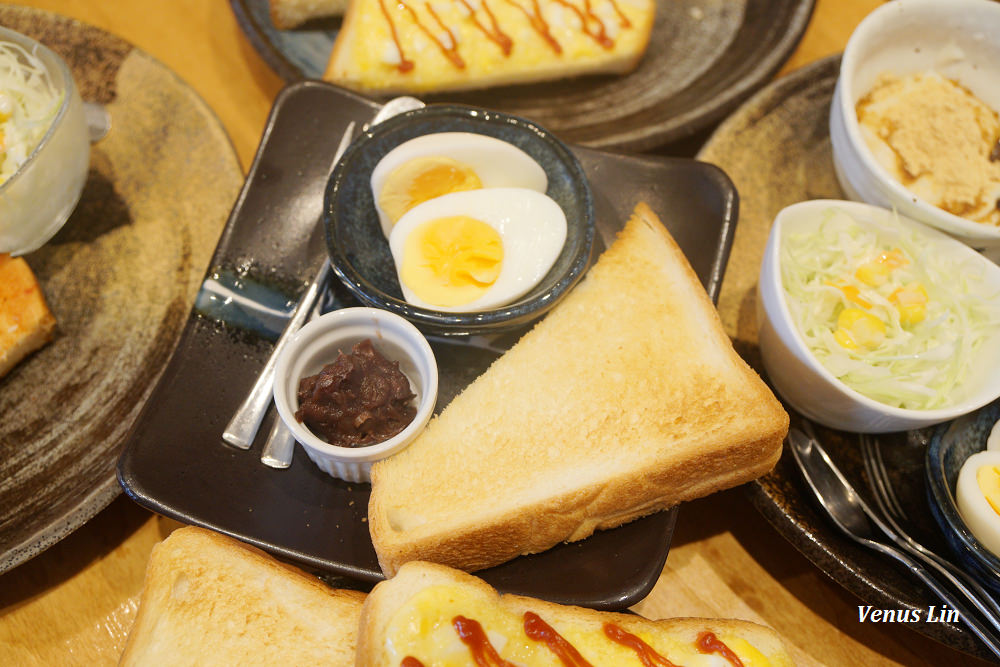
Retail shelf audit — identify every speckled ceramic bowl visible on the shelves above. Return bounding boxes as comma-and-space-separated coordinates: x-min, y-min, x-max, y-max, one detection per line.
0, 25, 89, 256
324, 104, 595, 336
927, 401, 1000, 593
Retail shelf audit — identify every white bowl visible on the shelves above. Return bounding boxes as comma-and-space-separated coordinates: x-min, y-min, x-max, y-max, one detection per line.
273, 307, 438, 482
0, 26, 90, 256
757, 199, 1000, 433
830, 0, 1000, 250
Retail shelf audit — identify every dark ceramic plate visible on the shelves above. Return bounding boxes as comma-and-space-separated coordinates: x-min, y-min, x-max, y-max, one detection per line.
927, 401, 1000, 593
0, 7, 241, 574
229, 0, 814, 151
118, 81, 738, 609
698, 55, 992, 660
326, 105, 594, 335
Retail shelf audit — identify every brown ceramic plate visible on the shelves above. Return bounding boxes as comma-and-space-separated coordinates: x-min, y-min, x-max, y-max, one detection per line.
698, 55, 990, 661
118, 81, 738, 609
0, 7, 242, 574
229, 0, 814, 151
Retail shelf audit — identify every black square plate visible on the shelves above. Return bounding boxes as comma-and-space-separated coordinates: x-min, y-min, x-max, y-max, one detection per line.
117, 82, 737, 610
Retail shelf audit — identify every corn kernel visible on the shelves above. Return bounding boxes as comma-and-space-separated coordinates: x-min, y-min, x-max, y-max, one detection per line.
890, 282, 928, 326
834, 308, 886, 350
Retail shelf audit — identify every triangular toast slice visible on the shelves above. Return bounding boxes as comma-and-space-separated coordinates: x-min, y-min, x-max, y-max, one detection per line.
368, 203, 788, 576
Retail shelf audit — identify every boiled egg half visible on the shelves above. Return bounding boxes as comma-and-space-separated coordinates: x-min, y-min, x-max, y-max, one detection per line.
370, 132, 548, 238
957, 449, 1000, 558
388, 187, 566, 312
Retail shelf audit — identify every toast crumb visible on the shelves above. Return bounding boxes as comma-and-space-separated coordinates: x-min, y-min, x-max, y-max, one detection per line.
0, 254, 56, 378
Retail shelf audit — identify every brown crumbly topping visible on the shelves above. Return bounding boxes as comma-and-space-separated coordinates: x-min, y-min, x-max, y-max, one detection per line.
856, 71, 1000, 225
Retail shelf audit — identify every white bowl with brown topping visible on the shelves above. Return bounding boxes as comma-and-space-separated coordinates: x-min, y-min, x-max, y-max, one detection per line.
272, 307, 438, 483
830, 0, 1000, 252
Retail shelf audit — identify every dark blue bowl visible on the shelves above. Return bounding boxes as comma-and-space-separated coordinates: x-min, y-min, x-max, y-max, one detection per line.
926, 400, 1000, 593
324, 104, 595, 336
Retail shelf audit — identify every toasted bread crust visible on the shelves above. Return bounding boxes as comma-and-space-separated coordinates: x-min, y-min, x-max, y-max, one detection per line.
0, 254, 55, 378
358, 561, 794, 666
120, 527, 365, 666
369, 203, 788, 576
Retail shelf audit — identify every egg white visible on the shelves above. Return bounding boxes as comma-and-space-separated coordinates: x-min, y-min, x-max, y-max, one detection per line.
370, 132, 548, 237
987, 420, 1000, 451
957, 450, 1000, 557
387, 188, 567, 312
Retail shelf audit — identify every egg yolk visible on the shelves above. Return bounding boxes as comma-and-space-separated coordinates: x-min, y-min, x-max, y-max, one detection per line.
834, 308, 886, 351
379, 157, 483, 226
977, 465, 1000, 516
400, 216, 503, 307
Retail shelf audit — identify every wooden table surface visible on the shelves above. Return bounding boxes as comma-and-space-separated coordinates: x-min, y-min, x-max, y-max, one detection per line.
1, 1, 993, 665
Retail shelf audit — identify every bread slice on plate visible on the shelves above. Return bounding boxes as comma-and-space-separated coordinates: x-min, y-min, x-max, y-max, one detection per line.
324, 0, 655, 94
270, 0, 348, 28
0, 253, 56, 379
357, 561, 794, 666
368, 202, 788, 576
120, 526, 365, 666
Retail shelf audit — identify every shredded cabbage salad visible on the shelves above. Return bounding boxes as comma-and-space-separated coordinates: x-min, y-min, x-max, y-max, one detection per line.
781, 207, 1000, 410
0, 40, 63, 186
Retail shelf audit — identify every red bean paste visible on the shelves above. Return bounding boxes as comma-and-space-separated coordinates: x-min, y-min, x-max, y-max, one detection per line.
295, 339, 416, 447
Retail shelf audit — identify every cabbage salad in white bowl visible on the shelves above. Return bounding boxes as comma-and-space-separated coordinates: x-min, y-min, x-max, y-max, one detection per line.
758, 199, 1000, 433
0, 26, 89, 256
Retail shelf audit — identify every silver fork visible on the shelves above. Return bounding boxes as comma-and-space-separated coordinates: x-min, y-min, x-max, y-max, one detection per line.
790, 426, 1000, 659
860, 432, 1000, 621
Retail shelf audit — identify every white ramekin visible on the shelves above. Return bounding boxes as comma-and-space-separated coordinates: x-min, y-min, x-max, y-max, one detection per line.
273, 307, 437, 482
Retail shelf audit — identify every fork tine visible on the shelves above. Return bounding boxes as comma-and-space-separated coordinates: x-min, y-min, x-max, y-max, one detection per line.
860, 434, 902, 524
871, 435, 907, 519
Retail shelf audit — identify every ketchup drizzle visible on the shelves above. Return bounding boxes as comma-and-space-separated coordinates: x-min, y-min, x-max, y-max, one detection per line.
552, 0, 612, 49
378, 0, 416, 71
607, 0, 631, 27
456, 0, 514, 55
502, 0, 563, 54
453, 615, 519, 667
400, 658, 426, 667
603, 623, 681, 667
399, 0, 467, 68
523, 611, 594, 667
696, 631, 746, 667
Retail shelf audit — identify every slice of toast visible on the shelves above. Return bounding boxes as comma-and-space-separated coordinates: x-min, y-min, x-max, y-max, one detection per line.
270, 0, 348, 28
357, 561, 794, 666
324, 0, 655, 94
120, 527, 366, 666
0, 253, 55, 379
368, 203, 788, 576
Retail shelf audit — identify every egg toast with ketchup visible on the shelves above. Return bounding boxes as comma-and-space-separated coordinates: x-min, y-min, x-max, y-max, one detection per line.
357, 561, 794, 666
324, 0, 655, 93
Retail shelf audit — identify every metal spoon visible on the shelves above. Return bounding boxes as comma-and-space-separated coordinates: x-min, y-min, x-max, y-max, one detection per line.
788, 427, 1000, 660
253, 96, 425, 468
